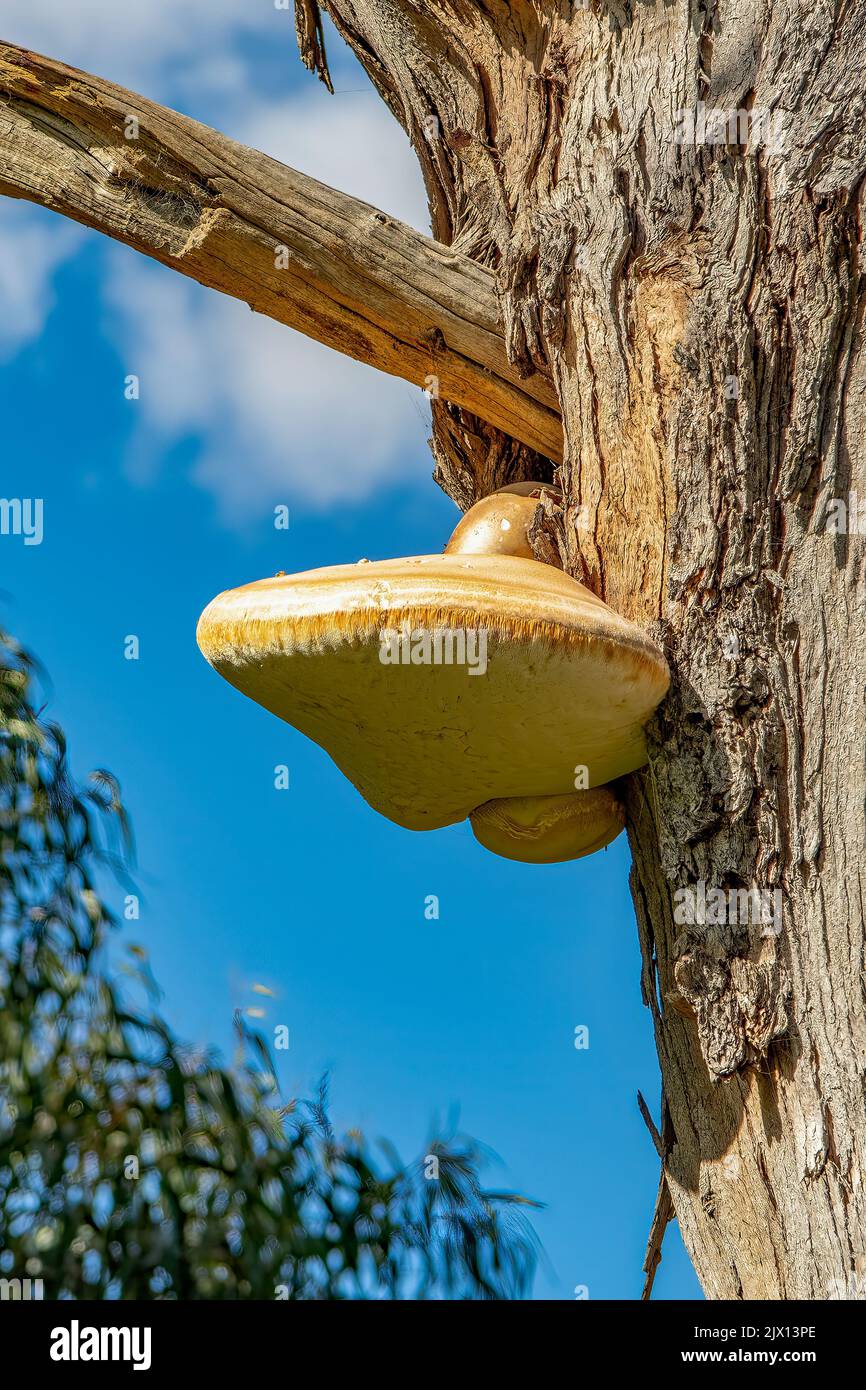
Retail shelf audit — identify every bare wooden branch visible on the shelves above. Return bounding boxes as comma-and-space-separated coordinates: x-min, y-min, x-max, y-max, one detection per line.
0, 41, 561, 462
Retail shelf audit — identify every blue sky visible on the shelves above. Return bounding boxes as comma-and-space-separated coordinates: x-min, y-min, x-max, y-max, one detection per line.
0, 2, 701, 1300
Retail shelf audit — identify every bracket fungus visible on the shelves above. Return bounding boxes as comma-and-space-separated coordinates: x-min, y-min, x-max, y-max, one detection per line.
197, 485, 669, 863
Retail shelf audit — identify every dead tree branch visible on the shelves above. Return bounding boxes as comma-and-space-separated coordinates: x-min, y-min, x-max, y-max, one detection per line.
0, 41, 561, 461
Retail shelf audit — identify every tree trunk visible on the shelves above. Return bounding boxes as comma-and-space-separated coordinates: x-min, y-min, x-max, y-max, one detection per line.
306, 1, 866, 1298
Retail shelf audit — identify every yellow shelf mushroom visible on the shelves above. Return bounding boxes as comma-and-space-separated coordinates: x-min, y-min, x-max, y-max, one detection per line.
197, 485, 669, 863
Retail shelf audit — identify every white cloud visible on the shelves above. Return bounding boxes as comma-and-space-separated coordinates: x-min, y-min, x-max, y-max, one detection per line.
0, 203, 84, 361
105, 250, 430, 519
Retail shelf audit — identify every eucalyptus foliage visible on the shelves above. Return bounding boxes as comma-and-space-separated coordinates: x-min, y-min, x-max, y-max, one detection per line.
0, 627, 538, 1299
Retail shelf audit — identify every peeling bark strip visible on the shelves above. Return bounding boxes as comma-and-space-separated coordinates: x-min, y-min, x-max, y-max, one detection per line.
0, 42, 561, 461
305, 0, 866, 1298
294, 0, 334, 94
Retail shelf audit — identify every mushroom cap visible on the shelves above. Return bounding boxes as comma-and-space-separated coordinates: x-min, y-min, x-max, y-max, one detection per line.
196, 553, 669, 832
445, 482, 561, 560
470, 788, 625, 864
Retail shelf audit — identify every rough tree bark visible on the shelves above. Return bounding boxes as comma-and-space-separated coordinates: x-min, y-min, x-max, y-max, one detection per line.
295, 1, 866, 1300
1, 1, 864, 1299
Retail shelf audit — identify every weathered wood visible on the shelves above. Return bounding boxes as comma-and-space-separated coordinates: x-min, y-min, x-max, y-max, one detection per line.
311, 0, 866, 1300
641, 1170, 674, 1301
0, 41, 561, 461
